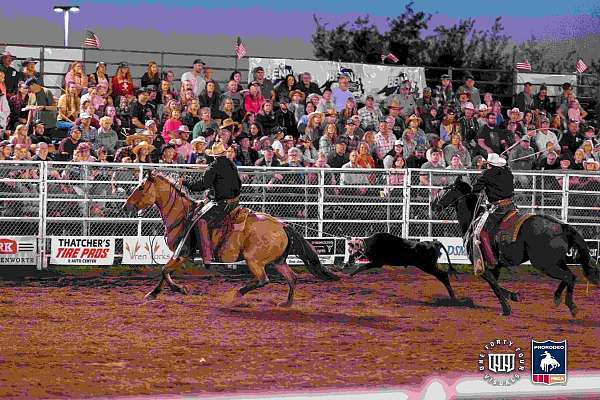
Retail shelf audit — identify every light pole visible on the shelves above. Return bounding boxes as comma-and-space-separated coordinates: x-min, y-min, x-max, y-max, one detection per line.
53, 5, 80, 47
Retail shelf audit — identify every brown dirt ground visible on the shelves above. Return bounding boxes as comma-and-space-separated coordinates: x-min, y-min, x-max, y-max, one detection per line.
0, 267, 599, 399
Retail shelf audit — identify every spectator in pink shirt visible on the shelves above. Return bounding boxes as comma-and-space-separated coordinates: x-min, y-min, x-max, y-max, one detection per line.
243, 82, 265, 114
170, 125, 192, 161
161, 108, 183, 142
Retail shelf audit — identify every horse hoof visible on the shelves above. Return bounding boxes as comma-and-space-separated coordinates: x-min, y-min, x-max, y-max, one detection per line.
553, 296, 561, 307
501, 309, 512, 316
278, 301, 293, 308
144, 292, 158, 301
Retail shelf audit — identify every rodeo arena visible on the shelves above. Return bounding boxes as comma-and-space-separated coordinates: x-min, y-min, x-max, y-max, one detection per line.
2, 39, 600, 400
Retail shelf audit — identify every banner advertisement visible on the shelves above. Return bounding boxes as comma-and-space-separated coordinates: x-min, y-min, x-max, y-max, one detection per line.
50, 237, 115, 265
516, 73, 577, 98
122, 237, 174, 265
249, 58, 427, 102
287, 238, 336, 265
0, 237, 37, 266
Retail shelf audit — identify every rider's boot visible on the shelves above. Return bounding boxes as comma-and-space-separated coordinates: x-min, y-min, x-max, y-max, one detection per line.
196, 219, 213, 268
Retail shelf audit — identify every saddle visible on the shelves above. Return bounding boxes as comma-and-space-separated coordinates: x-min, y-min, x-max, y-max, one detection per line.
209, 206, 253, 261
495, 209, 535, 245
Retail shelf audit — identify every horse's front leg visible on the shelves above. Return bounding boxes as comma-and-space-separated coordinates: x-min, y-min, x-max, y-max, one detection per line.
163, 256, 191, 295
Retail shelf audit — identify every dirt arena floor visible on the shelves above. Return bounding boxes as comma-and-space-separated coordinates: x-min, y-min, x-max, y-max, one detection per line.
0, 267, 599, 399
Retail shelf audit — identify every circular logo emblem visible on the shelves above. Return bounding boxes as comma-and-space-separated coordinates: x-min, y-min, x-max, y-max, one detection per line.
478, 338, 526, 386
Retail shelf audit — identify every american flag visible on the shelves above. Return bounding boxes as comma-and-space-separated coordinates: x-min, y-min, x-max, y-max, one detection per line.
516, 60, 532, 71
84, 30, 101, 49
576, 58, 588, 73
382, 52, 399, 63
235, 36, 246, 60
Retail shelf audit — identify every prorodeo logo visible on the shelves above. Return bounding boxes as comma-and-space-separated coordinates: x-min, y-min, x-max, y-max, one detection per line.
478, 339, 526, 386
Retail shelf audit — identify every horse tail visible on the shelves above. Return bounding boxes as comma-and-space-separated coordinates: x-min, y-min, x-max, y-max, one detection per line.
434, 240, 458, 280
283, 225, 339, 281
563, 224, 600, 285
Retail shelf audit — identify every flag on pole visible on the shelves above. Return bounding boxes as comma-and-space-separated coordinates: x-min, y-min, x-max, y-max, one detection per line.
84, 30, 101, 49
382, 52, 399, 63
576, 58, 588, 73
235, 36, 247, 60
516, 60, 532, 71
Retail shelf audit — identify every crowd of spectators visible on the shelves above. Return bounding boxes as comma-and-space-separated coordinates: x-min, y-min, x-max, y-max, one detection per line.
1, 49, 599, 197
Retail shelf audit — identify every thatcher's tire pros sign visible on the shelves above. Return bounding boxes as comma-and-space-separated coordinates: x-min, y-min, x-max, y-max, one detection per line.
50, 237, 115, 265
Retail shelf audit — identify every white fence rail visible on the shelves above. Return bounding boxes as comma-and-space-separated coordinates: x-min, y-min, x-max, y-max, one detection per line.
1, 161, 599, 269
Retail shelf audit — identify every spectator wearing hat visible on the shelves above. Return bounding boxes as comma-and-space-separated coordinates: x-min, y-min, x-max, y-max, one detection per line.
476, 103, 490, 128
513, 82, 534, 113
130, 87, 157, 132
560, 120, 584, 156
338, 118, 362, 154
0, 140, 13, 160
405, 114, 427, 146
383, 139, 404, 169
533, 84, 551, 114
250, 66, 275, 101
114, 133, 145, 163
386, 99, 406, 137
181, 59, 205, 97
30, 119, 51, 145
386, 80, 416, 118
235, 132, 259, 167
0, 51, 19, 95
275, 97, 297, 138
19, 58, 42, 85
434, 74, 454, 107
94, 116, 118, 155
58, 126, 82, 157
255, 144, 281, 168
358, 95, 384, 132
192, 107, 219, 139
131, 141, 155, 163
169, 125, 192, 160
457, 74, 481, 108
24, 77, 57, 128
416, 87, 437, 116
188, 136, 209, 164
111, 62, 134, 102
79, 112, 98, 143
458, 101, 478, 149
295, 72, 322, 97
509, 135, 536, 171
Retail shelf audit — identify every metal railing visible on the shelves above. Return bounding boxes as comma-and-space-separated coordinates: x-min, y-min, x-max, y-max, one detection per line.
1, 161, 599, 268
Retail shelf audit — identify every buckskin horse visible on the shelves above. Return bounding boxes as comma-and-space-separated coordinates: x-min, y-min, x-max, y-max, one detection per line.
433, 176, 599, 317
123, 170, 338, 305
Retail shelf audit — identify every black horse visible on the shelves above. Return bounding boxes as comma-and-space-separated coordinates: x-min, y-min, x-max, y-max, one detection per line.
432, 176, 599, 317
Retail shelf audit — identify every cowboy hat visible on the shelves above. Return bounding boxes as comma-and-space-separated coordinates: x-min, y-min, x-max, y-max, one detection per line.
508, 107, 524, 120
306, 93, 321, 103
307, 111, 324, 120
205, 141, 227, 157
405, 114, 422, 125
125, 133, 148, 145
288, 89, 305, 102
463, 102, 475, 111
132, 141, 156, 156
190, 136, 207, 145
486, 153, 507, 167
219, 118, 240, 130
583, 158, 600, 166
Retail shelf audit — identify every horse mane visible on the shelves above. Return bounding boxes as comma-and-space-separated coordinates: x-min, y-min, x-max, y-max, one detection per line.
151, 172, 194, 203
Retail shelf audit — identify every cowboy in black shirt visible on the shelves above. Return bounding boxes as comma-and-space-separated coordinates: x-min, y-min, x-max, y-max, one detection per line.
182, 142, 242, 265
471, 153, 516, 275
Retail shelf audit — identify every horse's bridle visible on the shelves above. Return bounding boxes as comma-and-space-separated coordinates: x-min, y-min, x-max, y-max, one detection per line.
435, 183, 471, 209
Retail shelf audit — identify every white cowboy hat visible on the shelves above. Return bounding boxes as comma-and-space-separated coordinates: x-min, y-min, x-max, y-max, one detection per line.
486, 153, 507, 167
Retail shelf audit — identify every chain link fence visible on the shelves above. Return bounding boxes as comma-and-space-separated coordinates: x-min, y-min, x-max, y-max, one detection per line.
1, 161, 599, 268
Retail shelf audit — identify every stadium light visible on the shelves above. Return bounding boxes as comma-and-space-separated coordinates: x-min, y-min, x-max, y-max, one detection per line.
53, 5, 80, 47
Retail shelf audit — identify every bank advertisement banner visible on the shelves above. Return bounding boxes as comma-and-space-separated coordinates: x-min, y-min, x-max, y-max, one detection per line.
122, 237, 174, 265
50, 237, 115, 265
249, 58, 427, 102
0, 236, 37, 266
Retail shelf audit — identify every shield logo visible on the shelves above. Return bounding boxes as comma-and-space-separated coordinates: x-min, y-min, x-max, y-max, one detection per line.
531, 340, 567, 385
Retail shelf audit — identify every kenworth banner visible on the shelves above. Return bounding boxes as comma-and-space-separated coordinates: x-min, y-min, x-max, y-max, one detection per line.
248, 58, 427, 102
